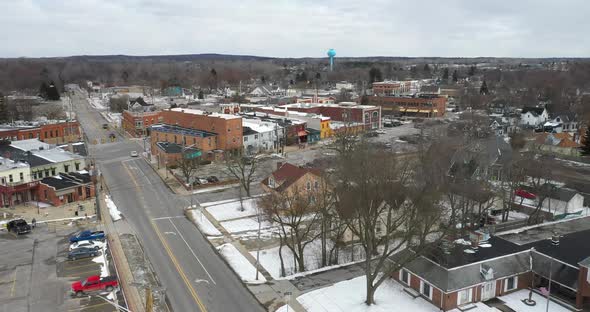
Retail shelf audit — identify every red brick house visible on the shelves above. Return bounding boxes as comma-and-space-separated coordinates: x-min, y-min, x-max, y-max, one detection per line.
391, 217, 590, 311
122, 110, 162, 137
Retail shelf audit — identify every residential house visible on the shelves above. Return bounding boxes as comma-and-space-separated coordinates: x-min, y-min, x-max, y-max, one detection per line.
449, 135, 513, 182
250, 86, 272, 97
520, 107, 549, 127
515, 184, 585, 219
534, 132, 580, 157
129, 97, 154, 112
552, 113, 579, 134
122, 110, 162, 137
391, 217, 590, 311
261, 162, 323, 197
0, 157, 35, 207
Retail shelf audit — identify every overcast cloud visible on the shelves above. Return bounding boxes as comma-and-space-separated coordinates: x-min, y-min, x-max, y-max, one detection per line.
1, 0, 588, 58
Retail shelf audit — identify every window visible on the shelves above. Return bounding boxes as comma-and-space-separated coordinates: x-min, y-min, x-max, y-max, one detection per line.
9, 174, 13, 183
44, 131, 48, 138
45, 170, 49, 177
399, 269, 410, 285
44, 190, 48, 199
457, 288, 472, 306
306, 182, 311, 191
51, 169, 56, 176
244, 136, 248, 142
372, 111, 378, 119
64, 165, 69, 173
32, 172, 37, 179
255, 134, 258, 140
78, 187, 83, 196
420, 280, 432, 300
19, 172, 23, 181
75, 163, 80, 171
504, 276, 518, 292
314, 181, 319, 189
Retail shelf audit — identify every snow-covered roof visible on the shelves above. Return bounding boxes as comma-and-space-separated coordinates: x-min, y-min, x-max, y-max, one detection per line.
10, 139, 51, 152
0, 156, 30, 171
33, 148, 84, 163
170, 108, 240, 120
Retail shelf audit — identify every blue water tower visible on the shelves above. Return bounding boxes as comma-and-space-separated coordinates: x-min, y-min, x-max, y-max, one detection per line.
327, 49, 336, 71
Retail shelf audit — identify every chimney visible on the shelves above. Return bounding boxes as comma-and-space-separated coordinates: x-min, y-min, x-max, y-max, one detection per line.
276, 161, 284, 170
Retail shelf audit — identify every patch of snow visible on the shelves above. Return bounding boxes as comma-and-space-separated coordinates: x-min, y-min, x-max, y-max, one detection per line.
297, 275, 496, 312
206, 198, 261, 221
25, 201, 52, 208
217, 243, 267, 284
499, 290, 571, 312
78, 170, 89, 174
92, 250, 110, 277
192, 183, 239, 194
464, 249, 476, 254
200, 194, 267, 207
555, 158, 590, 167
479, 243, 492, 248
454, 238, 472, 246
189, 209, 222, 236
220, 217, 274, 233
105, 195, 122, 221
275, 304, 295, 312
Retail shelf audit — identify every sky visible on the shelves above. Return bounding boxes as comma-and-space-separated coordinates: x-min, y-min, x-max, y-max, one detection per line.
1, 0, 589, 58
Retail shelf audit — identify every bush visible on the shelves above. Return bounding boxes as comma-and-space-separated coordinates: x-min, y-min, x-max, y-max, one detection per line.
168, 164, 178, 170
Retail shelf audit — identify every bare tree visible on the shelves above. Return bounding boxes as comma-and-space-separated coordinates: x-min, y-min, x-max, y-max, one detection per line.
259, 188, 321, 275
333, 140, 454, 305
521, 153, 553, 224
225, 155, 259, 197
177, 154, 200, 185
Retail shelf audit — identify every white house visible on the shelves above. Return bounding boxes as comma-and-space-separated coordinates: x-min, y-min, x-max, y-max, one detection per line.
249, 86, 272, 97
542, 187, 585, 215
552, 114, 578, 133
335, 81, 354, 91
520, 107, 548, 127
242, 120, 284, 155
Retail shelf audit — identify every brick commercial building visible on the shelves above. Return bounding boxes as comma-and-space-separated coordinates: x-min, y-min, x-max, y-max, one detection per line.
0, 121, 81, 144
149, 108, 242, 162
36, 172, 95, 207
277, 102, 381, 130
122, 110, 162, 137
369, 94, 446, 118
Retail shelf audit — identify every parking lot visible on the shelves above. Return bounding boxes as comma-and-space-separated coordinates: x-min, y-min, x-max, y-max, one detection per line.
0, 221, 124, 312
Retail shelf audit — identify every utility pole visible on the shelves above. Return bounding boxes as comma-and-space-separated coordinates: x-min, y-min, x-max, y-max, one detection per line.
255, 202, 262, 280
146, 286, 153, 312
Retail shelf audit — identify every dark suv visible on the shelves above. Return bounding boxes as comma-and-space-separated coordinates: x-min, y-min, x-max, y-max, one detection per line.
7, 219, 31, 235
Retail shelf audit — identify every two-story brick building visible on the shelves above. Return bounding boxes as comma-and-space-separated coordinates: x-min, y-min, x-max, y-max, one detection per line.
122, 110, 162, 137
277, 102, 381, 131
368, 94, 447, 118
0, 121, 81, 144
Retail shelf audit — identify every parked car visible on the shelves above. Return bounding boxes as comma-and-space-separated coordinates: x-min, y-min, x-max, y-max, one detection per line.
7, 219, 31, 235
130, 151, 139, 157
206, 176, 219, 183
392, 120, 403, 127
67, 247, 99, 261
71, 275, 118, 297
102, 124, 108, 129
198, 178, 208, 185
69, 230, 106, 243
69, 240, 105, 251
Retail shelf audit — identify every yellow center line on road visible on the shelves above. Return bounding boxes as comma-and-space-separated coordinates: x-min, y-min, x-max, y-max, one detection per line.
10, 266, 18, 297
122, 162, 207, 312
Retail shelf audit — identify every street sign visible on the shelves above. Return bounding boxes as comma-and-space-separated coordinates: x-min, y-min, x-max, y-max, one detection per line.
184, 150, 202, 159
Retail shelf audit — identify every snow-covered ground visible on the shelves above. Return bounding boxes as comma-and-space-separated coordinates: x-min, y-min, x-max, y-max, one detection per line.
252, 239, 365, 279
189, 209, 222, 236
499, 290, 571, 312
275, 304, 295, 312
297, 275, 497, 312
505, 210, 529, 221
220, 217, 274, 233
89, 97, 107, 110
217, 243, 267, 284
192, 183, 239, 194
206, 198, 260, 221
105, 195, 122, 221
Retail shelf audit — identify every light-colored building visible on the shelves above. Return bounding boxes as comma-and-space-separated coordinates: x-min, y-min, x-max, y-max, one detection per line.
242, 120, 283, 155
0, 157, 34, 206
520, 107, 548, 127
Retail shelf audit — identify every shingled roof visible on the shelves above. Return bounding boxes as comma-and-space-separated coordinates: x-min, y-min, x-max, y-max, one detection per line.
262, 162, 321, 192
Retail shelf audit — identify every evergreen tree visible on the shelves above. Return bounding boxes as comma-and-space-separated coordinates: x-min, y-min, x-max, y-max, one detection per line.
39, 82, 49, 98
261, 76, 266, 84
0, 92, 7, 123
442, 68, 449, 80
452, 70, 458, 82
368, 67, 383, 84
480, 80, 489, 95
581, 126, 590, 156
198, 90, 204, 99
121, 71, 129, 83
423, 64, 431, 73
46, 81, 60, 101
468, 65, 476, 76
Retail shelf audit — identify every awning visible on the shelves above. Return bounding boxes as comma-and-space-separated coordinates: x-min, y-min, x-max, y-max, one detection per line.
418, 110, 432, 113
432, 110, 438, 113
405, 109, 419, 113
298, 131, 307, 137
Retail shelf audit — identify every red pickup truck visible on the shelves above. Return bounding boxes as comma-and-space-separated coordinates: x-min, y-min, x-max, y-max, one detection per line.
71, 275, 118, 297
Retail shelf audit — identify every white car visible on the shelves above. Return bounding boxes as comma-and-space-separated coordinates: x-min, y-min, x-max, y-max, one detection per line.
130, 151, 139, 157
69, 240, 106, 251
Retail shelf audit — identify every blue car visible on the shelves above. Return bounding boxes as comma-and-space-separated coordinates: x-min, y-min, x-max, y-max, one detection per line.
69, 230, 106, 243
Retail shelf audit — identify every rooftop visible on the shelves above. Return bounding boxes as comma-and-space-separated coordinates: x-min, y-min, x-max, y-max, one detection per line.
10, 139, 51, 152
499, 216, 590, 245
522, 228, 590, 267
155, 142, 200, 155
0, 157, 29, 171
34, 148, 84, 163
150, 124, 216, 137
170, 107, 241, 120
40, 172, 92, 190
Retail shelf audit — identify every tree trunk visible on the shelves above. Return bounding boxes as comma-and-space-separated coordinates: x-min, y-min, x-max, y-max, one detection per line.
278, 237, 286, 277
365, 272, 376, 305
321, 217, 327, 267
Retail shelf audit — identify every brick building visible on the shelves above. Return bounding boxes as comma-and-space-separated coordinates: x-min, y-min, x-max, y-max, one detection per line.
122, 110, 162, 137
159, 108, 243, 152
36, 172, 95, 207
0, 121, 81, 144
150, 124, 218, 162
277, 102, 381, 130
369, 95, 446, 118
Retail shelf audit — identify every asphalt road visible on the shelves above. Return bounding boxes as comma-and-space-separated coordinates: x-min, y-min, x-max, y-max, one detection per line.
71, 87, 264, 312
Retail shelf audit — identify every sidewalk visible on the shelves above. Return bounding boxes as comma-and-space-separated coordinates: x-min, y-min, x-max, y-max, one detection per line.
188, 203, 308, 312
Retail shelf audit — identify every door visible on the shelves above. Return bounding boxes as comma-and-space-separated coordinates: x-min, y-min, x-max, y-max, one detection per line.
481, 281, 496, 301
